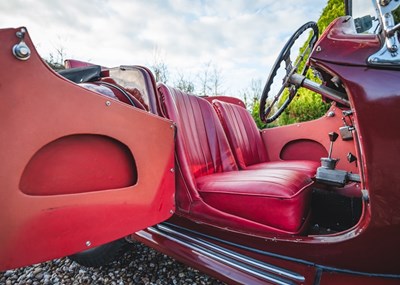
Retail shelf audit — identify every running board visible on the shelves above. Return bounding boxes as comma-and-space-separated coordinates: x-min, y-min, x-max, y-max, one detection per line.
148, 224, 305, 285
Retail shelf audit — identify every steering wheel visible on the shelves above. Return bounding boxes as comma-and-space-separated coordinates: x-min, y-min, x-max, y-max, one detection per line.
259, 21, 319, 123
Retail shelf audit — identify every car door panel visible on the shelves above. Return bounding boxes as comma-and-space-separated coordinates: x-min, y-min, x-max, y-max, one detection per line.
0, 27, 175, 270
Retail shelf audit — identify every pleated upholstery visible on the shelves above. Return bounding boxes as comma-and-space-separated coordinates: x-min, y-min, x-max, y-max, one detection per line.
158, 84, 237, 178
158, 84, 313, 233
213, 100, 269, 168
213, 100, 319, 177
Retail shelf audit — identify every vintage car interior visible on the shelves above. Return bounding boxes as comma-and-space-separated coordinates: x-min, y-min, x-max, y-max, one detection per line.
3, 1, 400, 282
59, 43, 363, 239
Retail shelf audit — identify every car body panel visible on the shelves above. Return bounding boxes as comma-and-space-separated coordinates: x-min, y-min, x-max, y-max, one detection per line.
261, 104, 358, 173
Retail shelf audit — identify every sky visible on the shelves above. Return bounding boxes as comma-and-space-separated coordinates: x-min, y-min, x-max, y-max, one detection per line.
0, 0, 327, 97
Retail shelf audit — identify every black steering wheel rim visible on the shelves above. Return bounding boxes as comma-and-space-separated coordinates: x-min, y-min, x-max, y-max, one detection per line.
259, 21, 319, 124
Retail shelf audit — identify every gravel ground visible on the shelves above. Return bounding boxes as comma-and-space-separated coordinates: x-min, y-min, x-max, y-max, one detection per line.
0, 241, 225, 285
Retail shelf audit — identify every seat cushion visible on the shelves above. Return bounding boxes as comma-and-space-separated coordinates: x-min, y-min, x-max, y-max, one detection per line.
196, 169, 313, 233
246, 160, 319, 177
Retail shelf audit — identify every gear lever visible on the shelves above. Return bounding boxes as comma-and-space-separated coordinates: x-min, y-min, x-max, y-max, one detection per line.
316, 131, 361, 186
321, 132, 339, 170
328, 132, 339, 158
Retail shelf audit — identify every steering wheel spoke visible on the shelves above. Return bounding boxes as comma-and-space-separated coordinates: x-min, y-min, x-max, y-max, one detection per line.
284, 56, 293, 73
260, 21, 319, 124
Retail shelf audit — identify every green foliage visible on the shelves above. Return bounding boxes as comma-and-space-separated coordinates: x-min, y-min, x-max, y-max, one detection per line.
251, 100, 267, 129
393, 6, 400, 24
317, 0, 345, 32
276, 0, 345, 126
277, 66, 330, 125
278, 87, 330, 125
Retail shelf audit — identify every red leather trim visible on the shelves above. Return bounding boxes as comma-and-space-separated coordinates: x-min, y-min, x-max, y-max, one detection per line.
213, 100, 318, 178
280, 139, 327, 161
158, 84, 238, 212
177, 199, 312, 236
64, 59, 98, 69
96, 78, 147, 110
158, 84, 237, 178
197, 170, 312, 232
213, 100, 269, 168
203, 96, 246, 108
197, 169, 311, 198
20, 135, 137, 195
246, 160, 319, 177
158, 85, 314, 234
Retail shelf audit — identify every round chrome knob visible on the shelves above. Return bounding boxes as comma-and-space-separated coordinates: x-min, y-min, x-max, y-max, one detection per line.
12, 42, 31, 60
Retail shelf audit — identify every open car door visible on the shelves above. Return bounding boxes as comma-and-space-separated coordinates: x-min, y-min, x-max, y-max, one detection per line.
0, 27, 175, 270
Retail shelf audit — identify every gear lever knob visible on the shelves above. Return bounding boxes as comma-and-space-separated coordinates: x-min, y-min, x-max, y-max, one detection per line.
328, 132, 338, 159
329, 132, 339, 142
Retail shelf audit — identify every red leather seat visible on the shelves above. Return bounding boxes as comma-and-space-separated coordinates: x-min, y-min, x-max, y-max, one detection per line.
213, 100, 319, 177
158, 84, 312, 234
197, 169, 312, 232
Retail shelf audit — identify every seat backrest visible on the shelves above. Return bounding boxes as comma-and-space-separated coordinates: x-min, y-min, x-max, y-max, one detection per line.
213, 100, 269, 169
159, 84, 238, 178
158, 84, 238, 212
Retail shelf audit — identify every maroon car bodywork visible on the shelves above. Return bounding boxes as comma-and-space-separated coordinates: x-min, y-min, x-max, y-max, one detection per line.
1, 4, 400, 285
132, 17, 400, 284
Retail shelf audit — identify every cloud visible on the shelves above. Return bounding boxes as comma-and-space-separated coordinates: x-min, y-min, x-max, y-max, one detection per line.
0, 0, 327, 96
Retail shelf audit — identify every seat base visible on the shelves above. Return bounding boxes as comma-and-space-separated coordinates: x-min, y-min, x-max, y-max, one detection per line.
196, 169, 313, 233
246, 160, 319, 178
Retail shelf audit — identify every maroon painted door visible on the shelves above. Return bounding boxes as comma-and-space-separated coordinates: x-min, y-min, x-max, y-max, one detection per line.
0, 27, 175, 270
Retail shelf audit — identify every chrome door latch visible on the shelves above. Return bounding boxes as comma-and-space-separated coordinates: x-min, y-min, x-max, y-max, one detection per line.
12, 28, 31, 61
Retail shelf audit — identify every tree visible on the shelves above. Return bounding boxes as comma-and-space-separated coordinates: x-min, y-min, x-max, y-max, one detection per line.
175, 73, 195, 93
45, 45, 67, 71
197, 61, 212, 96
251, 101, 267, 129
151, 48, 169, 83
211, 64, 223, 96
241, 78, 262, 112
248, 79, 266, 128
197, 61, 225, 96
241, 79, 266, 129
